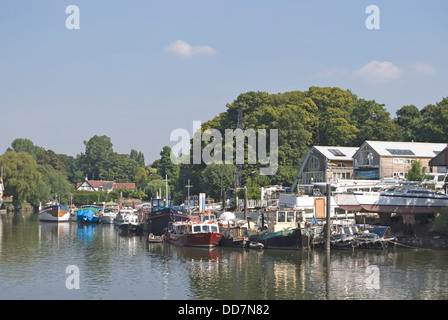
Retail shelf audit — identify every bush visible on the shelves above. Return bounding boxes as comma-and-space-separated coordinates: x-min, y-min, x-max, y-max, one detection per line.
432, 208, 448, 235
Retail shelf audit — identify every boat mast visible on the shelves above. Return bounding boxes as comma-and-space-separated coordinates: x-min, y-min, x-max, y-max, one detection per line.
164, 175, 170, 206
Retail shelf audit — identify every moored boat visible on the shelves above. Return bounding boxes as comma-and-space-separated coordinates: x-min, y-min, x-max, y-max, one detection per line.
165, 220, 223, 248
76, 205, 102, 223
248, 209, 310, 250
220, 225, 249, 248
114, 207, 134, 226
144, 198, 190, 235
354, 185, 448, 214
119, 212, 140, 232
39, 204, 70, 222
355, 226, 397, 249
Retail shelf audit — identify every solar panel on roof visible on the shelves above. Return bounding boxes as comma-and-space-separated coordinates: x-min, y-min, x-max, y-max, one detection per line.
386, 149, 415, 155
328, 149, 346, 156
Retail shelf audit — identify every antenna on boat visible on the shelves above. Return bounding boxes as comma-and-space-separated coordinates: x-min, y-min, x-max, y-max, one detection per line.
185, 179, 193, 214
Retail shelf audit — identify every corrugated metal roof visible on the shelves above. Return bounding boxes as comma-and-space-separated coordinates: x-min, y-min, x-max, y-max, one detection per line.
364, 140, 447, 158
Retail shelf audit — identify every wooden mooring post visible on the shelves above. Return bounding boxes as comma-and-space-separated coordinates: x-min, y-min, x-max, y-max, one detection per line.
325, 183, 331, 251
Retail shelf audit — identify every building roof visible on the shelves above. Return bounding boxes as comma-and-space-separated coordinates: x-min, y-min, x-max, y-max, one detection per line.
361, 141, 447, 158
75, 180, 136, 191
113, 182, 136, 190
429, 146, 448, 166
75, 180, 104, 190
313, 146, 358, 161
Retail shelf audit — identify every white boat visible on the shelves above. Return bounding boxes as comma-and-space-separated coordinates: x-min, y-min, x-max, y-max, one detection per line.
354, 185, 448, 214
114, 208, 135, 226
0, 176, 4, 208
39, 205, 70, 222
102, 209, 118, 224
119, 212, 140, 232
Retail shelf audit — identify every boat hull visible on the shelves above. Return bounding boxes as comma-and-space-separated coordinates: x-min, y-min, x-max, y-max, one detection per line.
249, 229, 307, 250
101, 215, 116, 224
39, 205, 70, 222
335, 193, 363, 212
167, 232, 223, 248
355, 192, 448, 214
145, 208, 190, 235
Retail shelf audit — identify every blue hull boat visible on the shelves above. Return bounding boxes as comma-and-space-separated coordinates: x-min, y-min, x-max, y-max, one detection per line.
76, 206, 102, 223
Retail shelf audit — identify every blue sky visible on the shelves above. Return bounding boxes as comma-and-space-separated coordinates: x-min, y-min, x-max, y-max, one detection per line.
0, 0, 447, 163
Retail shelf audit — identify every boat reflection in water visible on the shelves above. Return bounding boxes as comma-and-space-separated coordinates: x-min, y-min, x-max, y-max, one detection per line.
76, 224, 98, 243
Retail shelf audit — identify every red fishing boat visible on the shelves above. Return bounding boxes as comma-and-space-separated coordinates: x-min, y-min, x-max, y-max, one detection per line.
165, 220, 223, 248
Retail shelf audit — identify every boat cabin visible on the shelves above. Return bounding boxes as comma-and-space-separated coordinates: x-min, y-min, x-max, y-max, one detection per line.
265, 210, 305, 233
169, 222, 219, 235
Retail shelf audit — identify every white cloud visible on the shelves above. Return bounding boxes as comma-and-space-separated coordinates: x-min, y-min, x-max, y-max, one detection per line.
410, 63, 437, 76
351, 60, 403, 83
165, 40, 217, 57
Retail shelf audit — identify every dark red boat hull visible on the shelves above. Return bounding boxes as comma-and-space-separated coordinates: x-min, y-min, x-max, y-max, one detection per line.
167, 232, 223, 247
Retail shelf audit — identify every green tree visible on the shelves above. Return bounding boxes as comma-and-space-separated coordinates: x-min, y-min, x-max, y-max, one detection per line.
146, 179, 168, 199
158, 147, 179, 178
8, 138, 43, 158
36, 149, 66, 175
28, 165, 73, 208
79, 135, 114, 180
130, 149, 145, 167
199, 164, 235, 200
100, 153, 139, 182
407, 161, 426, 181
134, 167, 148, 189
0, 152, 41, 206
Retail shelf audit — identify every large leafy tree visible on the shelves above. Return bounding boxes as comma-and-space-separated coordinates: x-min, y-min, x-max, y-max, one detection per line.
200, 163, 235, 200
0, 152, 41, 206
8, 138, 43, 157
79, 135, 114, 179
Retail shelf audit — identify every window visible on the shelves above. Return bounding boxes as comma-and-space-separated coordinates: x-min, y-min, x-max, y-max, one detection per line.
211, 226, 218, 232
333, 172, 351, 180
393, 172, 408, 180
309, 156, 320, 170
337, 163, 346, 167
303, 171, 324, 184
393, 158, 415, 164
277, 212, 286, 223
193, 225, 201, 233
202, 225, 210, 232
358, 146, 374, 166
287, 212, 295, 222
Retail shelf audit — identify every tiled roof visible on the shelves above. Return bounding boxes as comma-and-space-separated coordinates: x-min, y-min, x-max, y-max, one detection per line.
113, 182, 136, 190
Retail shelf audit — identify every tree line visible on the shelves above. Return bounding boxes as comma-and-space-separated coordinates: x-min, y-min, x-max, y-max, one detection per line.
1, 86, 447, 208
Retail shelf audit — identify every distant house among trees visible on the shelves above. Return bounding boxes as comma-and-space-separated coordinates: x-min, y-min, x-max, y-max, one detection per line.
75, 176, 136, 192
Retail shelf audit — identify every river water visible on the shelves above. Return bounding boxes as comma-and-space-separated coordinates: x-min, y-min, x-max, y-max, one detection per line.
1, 211, 448, 300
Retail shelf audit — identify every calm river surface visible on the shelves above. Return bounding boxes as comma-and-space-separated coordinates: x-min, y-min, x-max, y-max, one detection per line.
1, 211, 448, 300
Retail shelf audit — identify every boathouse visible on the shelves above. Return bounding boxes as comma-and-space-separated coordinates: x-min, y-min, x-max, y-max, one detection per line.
352, 141, 447, 180
301, 146, 358, 184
